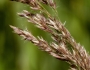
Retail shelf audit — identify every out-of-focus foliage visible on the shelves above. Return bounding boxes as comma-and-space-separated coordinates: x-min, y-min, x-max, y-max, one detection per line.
0, 0, 90, 70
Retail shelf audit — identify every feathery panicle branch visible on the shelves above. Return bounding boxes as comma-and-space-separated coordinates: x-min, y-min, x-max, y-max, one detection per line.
10, 25, 70, 61
10, 0, 90, 70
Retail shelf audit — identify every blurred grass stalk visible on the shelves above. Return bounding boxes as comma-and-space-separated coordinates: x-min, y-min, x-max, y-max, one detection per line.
10, 0, 90, 70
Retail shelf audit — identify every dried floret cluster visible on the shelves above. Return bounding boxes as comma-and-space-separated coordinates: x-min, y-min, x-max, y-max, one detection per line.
10, 0, 90, 70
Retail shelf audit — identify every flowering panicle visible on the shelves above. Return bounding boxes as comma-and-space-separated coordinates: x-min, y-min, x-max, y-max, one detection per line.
10, 0, 90, 70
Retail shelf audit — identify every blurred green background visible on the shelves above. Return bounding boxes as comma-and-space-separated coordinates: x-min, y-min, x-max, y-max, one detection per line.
0, 0, 90, 70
